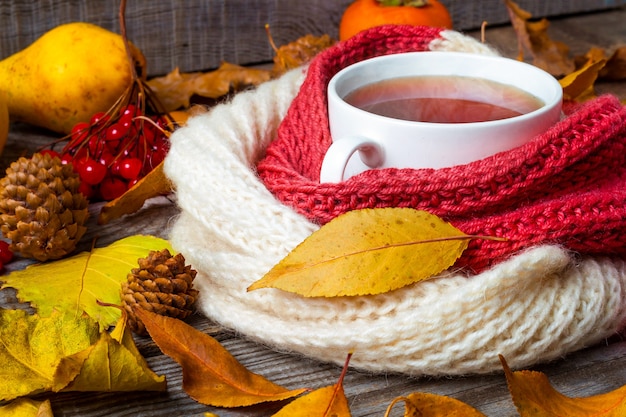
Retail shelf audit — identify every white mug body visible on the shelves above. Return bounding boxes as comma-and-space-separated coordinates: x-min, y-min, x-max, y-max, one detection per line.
320, 51, 563, 183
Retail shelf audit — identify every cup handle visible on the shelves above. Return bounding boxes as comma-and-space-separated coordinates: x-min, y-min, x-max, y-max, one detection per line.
319, 137, 384, 183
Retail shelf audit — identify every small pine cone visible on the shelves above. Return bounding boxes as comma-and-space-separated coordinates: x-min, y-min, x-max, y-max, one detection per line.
0, 152, 89, 261
121, 249, 199, 335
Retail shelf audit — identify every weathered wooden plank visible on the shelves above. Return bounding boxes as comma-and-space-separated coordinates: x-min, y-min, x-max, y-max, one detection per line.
1, 1, 625, 76
1, 7, 625, 417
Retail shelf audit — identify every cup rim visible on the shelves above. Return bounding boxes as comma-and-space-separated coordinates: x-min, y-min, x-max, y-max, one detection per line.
327, 51, 563, 128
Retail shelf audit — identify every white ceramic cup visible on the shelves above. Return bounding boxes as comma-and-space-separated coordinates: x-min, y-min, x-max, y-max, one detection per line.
319, 51, 563, 183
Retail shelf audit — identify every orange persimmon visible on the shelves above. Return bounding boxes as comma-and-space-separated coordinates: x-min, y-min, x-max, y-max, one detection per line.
339, 0, 453, 41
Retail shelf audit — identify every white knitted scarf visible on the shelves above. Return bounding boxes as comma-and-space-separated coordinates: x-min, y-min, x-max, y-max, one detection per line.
164, 31, 626, 375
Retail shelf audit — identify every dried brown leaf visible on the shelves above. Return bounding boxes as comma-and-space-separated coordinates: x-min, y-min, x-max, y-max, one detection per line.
271, 32, 336, 76
600, 46, 626, 81
148, 63, 271, 112
135, 308, 308, 407
98, 162, 172, 224
504, 0, 575, 76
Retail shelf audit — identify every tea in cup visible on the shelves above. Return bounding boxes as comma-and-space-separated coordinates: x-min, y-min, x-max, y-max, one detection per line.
319, 51, 563, 183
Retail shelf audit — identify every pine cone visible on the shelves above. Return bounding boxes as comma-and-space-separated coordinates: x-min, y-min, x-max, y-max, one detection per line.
0, 152, 89, 261
121, 249, 199, 335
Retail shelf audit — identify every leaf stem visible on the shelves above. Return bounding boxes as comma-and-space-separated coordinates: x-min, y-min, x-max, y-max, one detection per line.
324, 352, 352, 416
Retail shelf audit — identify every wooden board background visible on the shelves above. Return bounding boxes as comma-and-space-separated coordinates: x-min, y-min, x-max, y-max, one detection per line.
1, 0, 625, 76
0, 5, 625, 417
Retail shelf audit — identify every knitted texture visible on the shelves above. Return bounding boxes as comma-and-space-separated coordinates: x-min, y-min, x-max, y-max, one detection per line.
257, 25, 626, 273
164, 28, 626, 375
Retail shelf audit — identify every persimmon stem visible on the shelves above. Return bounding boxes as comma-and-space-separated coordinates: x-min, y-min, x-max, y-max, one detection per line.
378, 0, 430, 6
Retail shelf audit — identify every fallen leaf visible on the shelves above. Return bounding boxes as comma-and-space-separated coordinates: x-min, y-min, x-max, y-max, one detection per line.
55, 314, 166, 392
504, 0, 575, 76
0, 398, 54, 417
1, 235, 173, 329
272, 385, 350, 416
135, 308, 308, 407
248, 208, 474, 297
385, 392, 488, 416
500, 355, 626, 416
272, 353, 352, 416
600, 46, 626, 81
147, 63, 272, 112
98, 162, 172, 224
0, 309, 99, 401
270, 30, 336, 76
560, 57, 607, 100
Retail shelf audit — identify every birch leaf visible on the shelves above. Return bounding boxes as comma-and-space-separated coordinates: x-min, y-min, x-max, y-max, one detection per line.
1, 235, 173, 329
135, 308, 308, 407
248, 208, 471, 297
500, 355, 626, 416
385, 392, 487, 416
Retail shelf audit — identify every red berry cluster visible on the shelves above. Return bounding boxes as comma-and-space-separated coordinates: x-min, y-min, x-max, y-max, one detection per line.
0, 240, 14, 273
54, 104, 170, 201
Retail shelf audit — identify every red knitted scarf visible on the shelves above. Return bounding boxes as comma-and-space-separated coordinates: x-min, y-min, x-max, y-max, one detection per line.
256, 25, 626, 272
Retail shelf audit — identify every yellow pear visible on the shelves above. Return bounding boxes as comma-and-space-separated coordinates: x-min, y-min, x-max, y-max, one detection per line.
0, 22, 146, 134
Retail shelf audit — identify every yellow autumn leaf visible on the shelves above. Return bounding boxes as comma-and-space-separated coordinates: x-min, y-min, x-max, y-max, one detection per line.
55, 314, 166, 392
1, 235, 173, 329
0, 309, 99, 401
272, 353, 352, 416
0, 398, 54, 417
385, 392, 488, 416
248, 208, 472, 297
560, 57, 607, 101
500, 355, 626, 416
271, 385, 351, 416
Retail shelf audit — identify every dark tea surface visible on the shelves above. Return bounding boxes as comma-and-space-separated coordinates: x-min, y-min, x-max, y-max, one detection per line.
344, 75, 544, 123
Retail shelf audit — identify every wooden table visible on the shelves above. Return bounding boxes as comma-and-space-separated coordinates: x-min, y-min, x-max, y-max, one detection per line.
1, 7, 625, 417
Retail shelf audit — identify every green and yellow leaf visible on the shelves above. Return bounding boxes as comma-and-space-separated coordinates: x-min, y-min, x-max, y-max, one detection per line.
1, 235, 173, 329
